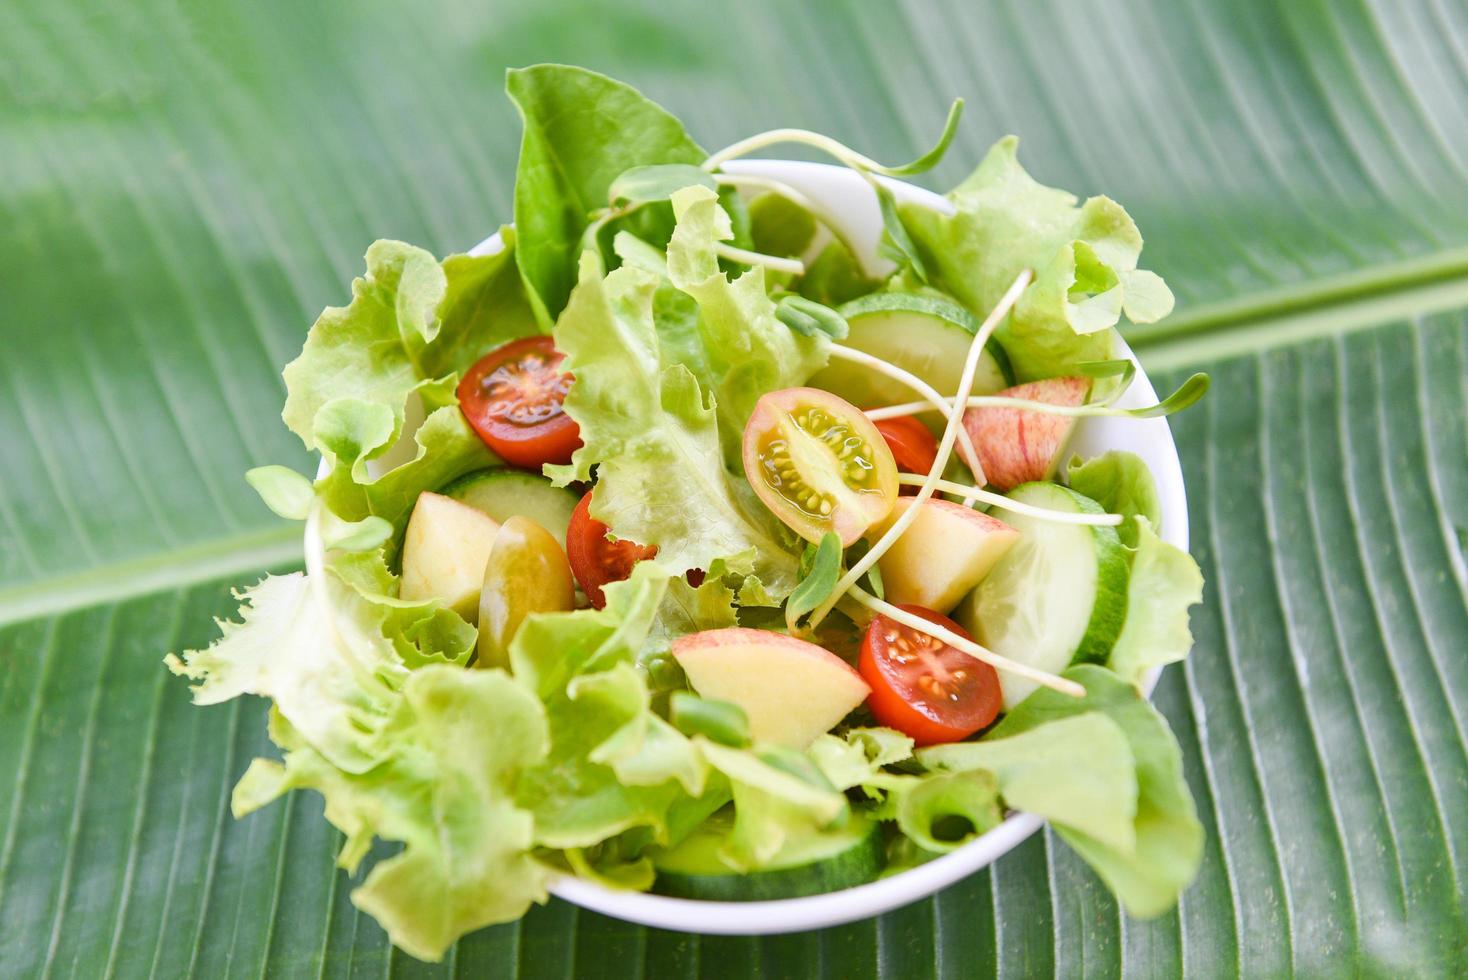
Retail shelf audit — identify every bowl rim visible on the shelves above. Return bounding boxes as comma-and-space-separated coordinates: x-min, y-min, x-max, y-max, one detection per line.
315, 159, 1189, 936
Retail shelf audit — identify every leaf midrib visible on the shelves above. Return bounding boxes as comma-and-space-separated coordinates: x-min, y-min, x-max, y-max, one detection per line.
10, 251, 1468, 624
0, 525, 302, 628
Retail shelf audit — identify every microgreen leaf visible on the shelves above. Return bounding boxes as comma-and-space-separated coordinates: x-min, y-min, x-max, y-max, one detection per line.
608, 164, 717, 205
1126, 372, 1210, 418
880, 98, 965, 176
1077, 358, 1137, 406
776, 295, 848, 340
865, 556, 885, 602
872, 177, 928, 281
320, 512, 394, 552
845, 538, 885, 601
669, 692, 752, 748
245, 465, 314, 520
787, 532, 843, 630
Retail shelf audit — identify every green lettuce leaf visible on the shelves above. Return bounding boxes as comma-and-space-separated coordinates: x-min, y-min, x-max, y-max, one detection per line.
316, 405, 496, 559
808, 726, 913, 794
748, 191, 818, 258
327, 548, 477, 668
1066, 450, 1162, 548
1108, 518, 1205, 685
990, 664, 1205, 918
798, 238, 880, 307
919, 712, 1139, 852
507, 64, 705, 323
647, 559, 742, 650
887, 769, 1003, 853
547, 253, 800, 593
666, 184, 830, 457
281, 237, 534, 459
900, 136, 1173, 380
232, 666, 550, 962
698, 740, 848, 869
166, 572, 406, 773
511, 564, 700, 847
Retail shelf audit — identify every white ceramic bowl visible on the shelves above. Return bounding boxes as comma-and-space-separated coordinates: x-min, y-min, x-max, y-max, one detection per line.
331, 160, 1189, 936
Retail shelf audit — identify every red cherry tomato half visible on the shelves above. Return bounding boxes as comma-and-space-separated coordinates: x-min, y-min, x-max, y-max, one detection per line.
566, 490, 658, 609
873, 416, 939, 489
458, 336, 582, 469
859, 604, 1002, 746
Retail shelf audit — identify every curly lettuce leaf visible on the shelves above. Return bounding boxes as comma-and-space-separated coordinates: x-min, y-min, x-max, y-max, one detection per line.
328, 548, 477, 668
808, 726, 914, 795
282, 237, 535, 460
647, 558, 742, 649
511, 564, 706, 847
166, 572, 406, 773
1109, 518, 1205, 685
990, 664, 1205, 918
666, 185, 831, 456
315, 404, 495, 558
698, 740, 848, 869
548, 253, 800, 593
900, 137, 1173, 380
507, 65, 705, 323
1066, 450, 1162, 548
233, 666, 549, 962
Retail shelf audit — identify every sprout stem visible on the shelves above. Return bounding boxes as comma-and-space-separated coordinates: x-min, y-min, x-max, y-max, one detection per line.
847, 585, 1084, 698
702, 99, 962, 177
808, 270, 1032, 630
865, 372, 1210, 422
711, 172, 863, 270
827, 344, 987, 495
714, 242, 805, 276
895, 474, 1123, 526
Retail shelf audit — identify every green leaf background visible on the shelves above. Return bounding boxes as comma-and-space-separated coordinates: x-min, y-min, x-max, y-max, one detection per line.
3, 0, 1467, 974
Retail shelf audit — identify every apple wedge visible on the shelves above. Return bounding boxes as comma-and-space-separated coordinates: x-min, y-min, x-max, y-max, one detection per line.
400, 491, 501, 619
672, 628, 871, 748
869, 497, 1020, 614
961, 376, 1089, 491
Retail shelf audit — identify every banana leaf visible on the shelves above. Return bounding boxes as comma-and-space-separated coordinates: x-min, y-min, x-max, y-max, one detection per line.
2, 0, 1466, 975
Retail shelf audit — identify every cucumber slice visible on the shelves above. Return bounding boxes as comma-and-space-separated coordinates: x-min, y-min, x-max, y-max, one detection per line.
956, 482, 1129, 709
438, 468, 579, 548
653, 810, 883, 901
809, 292, 1011, 416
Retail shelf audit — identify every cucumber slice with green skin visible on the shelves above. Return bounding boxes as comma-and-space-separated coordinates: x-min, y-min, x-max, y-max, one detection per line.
438, 468, 579, 548
809, 292, 1012, 417
653, 810, 884, 901
956, 482, 1129, 710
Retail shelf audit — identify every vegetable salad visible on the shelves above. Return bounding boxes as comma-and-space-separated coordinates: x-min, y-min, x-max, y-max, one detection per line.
168, 64, 1208, 962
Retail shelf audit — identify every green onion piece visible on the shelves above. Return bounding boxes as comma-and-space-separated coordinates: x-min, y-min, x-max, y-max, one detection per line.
670, 692, 752, 748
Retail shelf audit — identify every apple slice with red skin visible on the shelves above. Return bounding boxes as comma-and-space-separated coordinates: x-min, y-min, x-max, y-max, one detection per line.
960, 376, 1090, 491
672, 627, 871, 748
868, 497, 1020, 614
